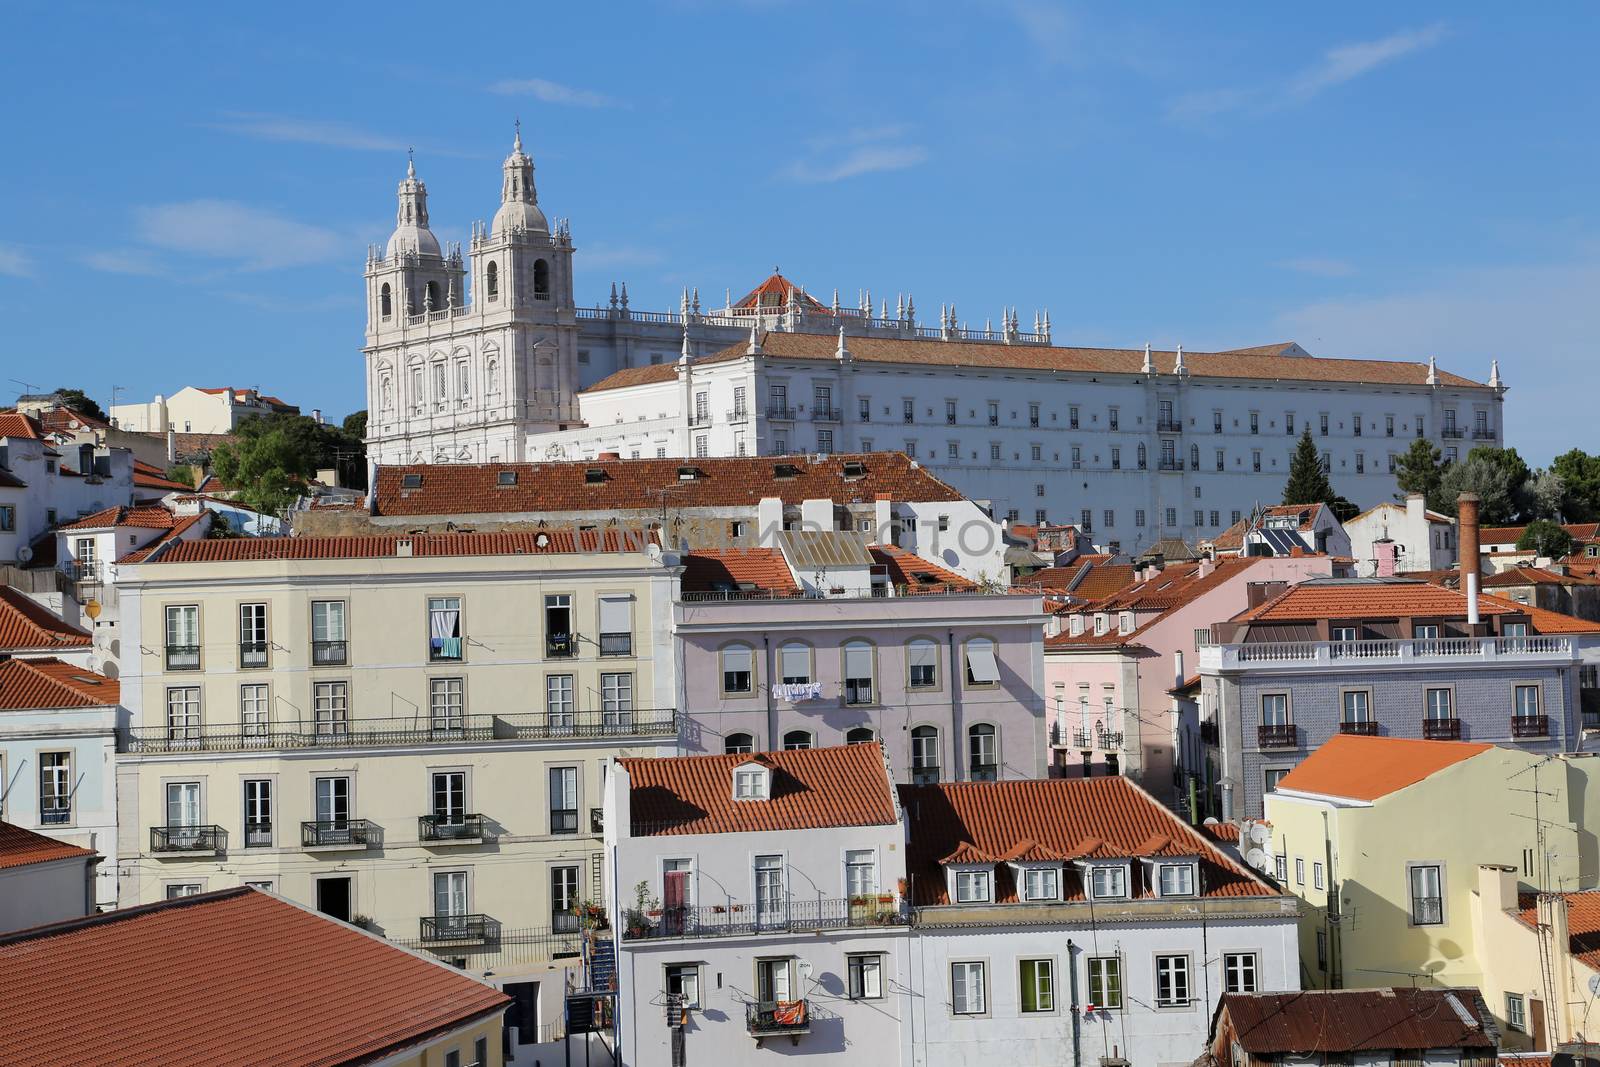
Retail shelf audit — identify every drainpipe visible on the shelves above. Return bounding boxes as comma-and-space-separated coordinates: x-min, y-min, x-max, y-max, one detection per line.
947, 629, 962, 778
1067, 938, 1082, 1067
763, 634, 775, 748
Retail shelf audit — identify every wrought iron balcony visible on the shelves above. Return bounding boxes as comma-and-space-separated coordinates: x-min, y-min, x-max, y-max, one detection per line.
546, 631, 577, 658
599, 632, 632, 657
1072, 728, 1092, 748
747, 999, 810, 1039
911, 766, 941, 785
312, 639, 347, 666
1258, 723, 1299, 749
810, 407, 841, 423
1423, 718, 1461, 740
1441, 427, 1464, 439
419, 813, 486, 844
150, 824, 226, 856
1158, 459, 1183, 471
1339, 720, 1379, 736
1511, 714, 1549, 738
419, 913, 499, 945
165, 645, 201, 671
1097, 729, 1125, 749
622, 897, 908, 942
766, 405, 795, 420
1157, 420, 1183, 434
239, 641, 269, 668
1473, 428, 1497, 440
969, 762, 998, 782
726, 408, 750, 422
301, 819, 379, 849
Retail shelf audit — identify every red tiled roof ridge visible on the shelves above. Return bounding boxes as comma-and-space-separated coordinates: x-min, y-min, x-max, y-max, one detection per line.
130, 527, 661, 565
0, 819, 97, 871
1275, 734, 1492, 802
0, 587, 91, 651
0, 657, 119, 711
58, 504, 177, 531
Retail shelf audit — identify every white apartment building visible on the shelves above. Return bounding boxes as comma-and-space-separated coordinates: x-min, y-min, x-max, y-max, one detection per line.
1344, 492, 1458, 576
0, 412, 135, 571
109, 385, 298, 435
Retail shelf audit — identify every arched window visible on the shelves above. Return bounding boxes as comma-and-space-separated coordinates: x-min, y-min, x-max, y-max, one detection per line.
426, 280, 441, 310
486, 261, 499, 300
380, 283, 392, 319
1189, 444, 1200, 470
846, 727, 876, 745
533, 258, 550, 299
779, 642, 811, 685
968, 724, 998, 781
721, 643, 753, 695
911, 725, 940, 784
724, 732, 754, 755
1137, 443, 1147, 470
782, 729, 813, 750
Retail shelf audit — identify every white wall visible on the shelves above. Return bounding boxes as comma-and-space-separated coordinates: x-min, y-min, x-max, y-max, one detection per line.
0, 856, 93, 933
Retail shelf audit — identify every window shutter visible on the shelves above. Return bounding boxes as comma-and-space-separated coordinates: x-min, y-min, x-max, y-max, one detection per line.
909, 640, 937, 670
844, 643, 872, 679
781, 644, 810, 680
965, 642, 1000, 683
598, 595, 632, 634
723, 645, 752, 673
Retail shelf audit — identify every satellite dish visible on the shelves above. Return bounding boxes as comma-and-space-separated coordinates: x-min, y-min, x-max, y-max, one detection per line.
1588, 973, 1600, 998
1245, 848, 1270, 871
1250, 822, 1272, 846
1202, 817, 1220, 826
15, 545, 32, 564
85, 600, 102, 621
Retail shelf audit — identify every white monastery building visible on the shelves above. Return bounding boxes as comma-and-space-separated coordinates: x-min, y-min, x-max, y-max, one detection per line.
363, 136, 1507, 552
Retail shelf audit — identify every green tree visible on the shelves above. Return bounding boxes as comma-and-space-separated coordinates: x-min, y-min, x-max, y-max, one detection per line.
1282, 428, 1335, 507
1465, 446, 1532, 522
165, 465, 196, 489
1517, 519, 1575, 560
1531, 469, 1567, 520
1437, 455, 1518, 522
53, 388, 107, 421
342, 410, 368, 440
1394, 438, 1444, 505
1552, 449, 1600, 523
211, 420, 317, 517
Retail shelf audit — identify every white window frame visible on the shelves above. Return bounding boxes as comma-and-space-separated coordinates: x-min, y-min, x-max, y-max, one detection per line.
1223, 952, 1258, 994
1154, 953, 1190, 1008
1089, 864, 1128, 900
950, 960, 987, 1016
953, 868, 992, 903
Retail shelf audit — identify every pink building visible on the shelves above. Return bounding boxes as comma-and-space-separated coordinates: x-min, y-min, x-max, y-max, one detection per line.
674, 537, 1048, 783
1043, 554, 1338, 801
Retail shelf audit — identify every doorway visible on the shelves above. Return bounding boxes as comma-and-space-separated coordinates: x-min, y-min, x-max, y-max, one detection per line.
316, 876, 352, 922
505, 981, 540, 1045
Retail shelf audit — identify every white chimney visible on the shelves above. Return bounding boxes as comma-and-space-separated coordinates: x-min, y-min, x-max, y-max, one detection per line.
1174, 649, 1185, 689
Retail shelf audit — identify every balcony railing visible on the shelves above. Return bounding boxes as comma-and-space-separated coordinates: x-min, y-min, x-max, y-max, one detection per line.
844, 681, 873, 705
1473, 428, 1497, 440
911, 766, 941, 786
1097, 729, 1125, 749
165, 645, 200, 671
1205, 636, 1574, 671
1511, 714, 1550, 738
688, 412, 712, 428
1258, 724, 1299, 749
125, 707, 678, 754
150, 824, 227, 855
747, 1000, 810, 1038
599, 632, 633, 656
419, 913, 499, 945
1158, 459, 1183, 471
622, 897, 908, 942
1339, 720, 1380, 736
244, 821, 272, 847
312, 639, 347, 666
726, 408, 750, 422
1423, 718, 1461, 740
239, 641, 268, 668
420, 813, 486, 843
40, 802, 71, 826
1157, 420, 1183, 434
546, 632, 577, 658
810, 407, 840, 423
301, 819, 380, 849
766, 405, 795, 420
969, 762, 998, 782
1442, 427, 1464, 439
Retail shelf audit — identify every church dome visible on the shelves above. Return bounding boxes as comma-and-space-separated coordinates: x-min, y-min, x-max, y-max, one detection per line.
386, 156, 443, 258
386, 223, 442, 258
491, 128, 548, 237
491, 199, 548, 237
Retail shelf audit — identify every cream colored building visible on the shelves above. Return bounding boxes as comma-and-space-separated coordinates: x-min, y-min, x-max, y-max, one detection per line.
111, 530, 678, 1052
1264, 734, 1600, 1018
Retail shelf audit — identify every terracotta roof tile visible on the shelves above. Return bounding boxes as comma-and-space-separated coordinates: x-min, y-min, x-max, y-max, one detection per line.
133, 528, 656, 565
132, 460, 193, 492
1481, 522, 1600, 546
1517, 891, 1600, 971
731, 272, 828, 312
0, 887, 508, 1065
1482, 566, 1600, 588
0, 657, 116, 711
621, 745, 898, 836
869, 544, 974, 589
0, 819, 96, 871
680, 549, 799, 593
373, 453, 961, 516
1275, 734, 1491, 802
900, 777, 1276, 905
0, 411, 45, 440
58, 505, 177, 531
1230, 578, 1600, 633
0, 587, 91, 653
115, 511, 208, 563
1218, 988, 1498, 1053
1046, 559, 1265, 649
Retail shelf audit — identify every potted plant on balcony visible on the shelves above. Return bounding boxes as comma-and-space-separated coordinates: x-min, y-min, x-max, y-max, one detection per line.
623, 881, 658, 938
574, 899, 609, 931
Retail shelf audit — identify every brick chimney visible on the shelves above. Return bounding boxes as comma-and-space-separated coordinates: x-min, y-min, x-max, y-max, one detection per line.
1458, 492, 1481, 625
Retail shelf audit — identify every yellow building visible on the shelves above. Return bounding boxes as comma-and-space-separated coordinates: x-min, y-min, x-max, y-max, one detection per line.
1475, 866, 1600, 1054
112, 530, 678, 1050
1263, 734, 1600, 1014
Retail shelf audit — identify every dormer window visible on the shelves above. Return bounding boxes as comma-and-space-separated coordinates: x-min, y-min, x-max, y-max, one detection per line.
497, 470, 518, 486
1157, 862, 1197, 897
1089, 864, 1128, 900
1020, 865, 1061, 902
677, 465, 703, 481
584, 467, 607, 484
1094, 614, 1108, 636
1118, 612, 1134, 635
401, 473, 423, 489
953, 868, 993, 903
733, 763, 769, 801
773, 463, 801, 479
842, 460, 867, 479
1070, 616, 1085, 637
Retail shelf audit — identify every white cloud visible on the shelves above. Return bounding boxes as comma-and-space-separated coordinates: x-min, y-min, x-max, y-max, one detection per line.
488, 78, 618, 108
581, 245, 667, 269
1277, 257, 1357, 278
135, 200, 343, 270
781, 128, 929, 183
0, 244, 33, 277
83, 249, 168, 277
202, 112, 407, 152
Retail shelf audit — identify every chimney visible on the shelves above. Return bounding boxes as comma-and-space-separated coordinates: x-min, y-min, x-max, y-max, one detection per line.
1174, 649, 1185, 689
77, 443, 94, 476
1459, 492, 1481, 625
1197, 557, 1214, 579
1477, 863, 1519, 915
312, 408, 323, 425
166, 429, 176, 463
596, 451, 621, 461
1374, 539, 1398, 578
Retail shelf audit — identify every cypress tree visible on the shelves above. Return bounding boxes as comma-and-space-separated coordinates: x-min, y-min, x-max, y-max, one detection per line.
1282, 428, 1334, 506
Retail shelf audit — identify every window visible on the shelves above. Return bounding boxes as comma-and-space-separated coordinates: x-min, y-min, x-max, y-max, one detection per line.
1354, 413, 1363, 436
1275, 855, 1288, 881
964, 637, 999, 687
954, 868, 992, 903
1020, 959, 1054, 1012
905, 638, 938, 688
754, 856, 785, 923
225, 604, 268, 671
429, 677, 464, 731
1506, 992, 1527, 1032
1224, 952, 1258, 994
911, 725, 940, 784
434, 868, 468, 922
846, 849, 877, 898
844, 640, 873, 704
694, 434, 709, 457
1341, 690, 1371, 724
552, 864, 580, 930
1426, 688, 1453, 720
845, 727, 875, 745
987, 401, 999, 426
0, 505, 12, 532
533, 258, 550, 299
1252, 449, 1261, 472
432, 771, 466, 824
166, 686, 201, 743
596, 595, 633, 656
1314, 861, 1325, 888
485, 261, 498, 299
734, 766, 768, 799
1504, 622, 1528, 637
380, 282, 393, 318
951, 961, 986, 1015
721, 644, 753, 694
244, 779, 272, 847
725, 732, 754, 755
1415, 623, 1440, 640
314, 776, 349, 834
1087, 956, 1122, 1010
858, 396, 871, 422
1165, 507, 1177, 528
1409, 863, 1443, 924
1295, 857, 1305, 884
1110, 447, 1120, 470
782, 729, 813, 750
1155, 954, 1190, 1007
1158, 863, 1195, 896
600, 672, 633, 727
1090, 866, 1127, 899
39, 752, 71, 825
311, 601, 346, 665
947, 440, 960, 461
667, 963, 701, 1009
1261, 693, 1289, 726
312, 681, 348, 737
166, 781, 200, 829
816, 386, 834, 418
775, 642, 811, 685
549, 767, 578, 834
166, 883, 203, 899
1331, 625, 1357, 642
546, 674, 574, 731
816, 429, 833, 453
1108, 406, 1119, 431
1022, 866, 1059, 901
755, 955, 792, 1001
967, 723, 998, 780
1250, 412, 1259, 434
1215, 448, 1225, 471
1515, 684, 1541, 719
165, 605, 200, 670
991, 442, 1002, 462
848, 954, 883, 999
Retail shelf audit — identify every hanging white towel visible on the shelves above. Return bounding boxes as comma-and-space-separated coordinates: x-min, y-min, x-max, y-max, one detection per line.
774, 682, 824, 703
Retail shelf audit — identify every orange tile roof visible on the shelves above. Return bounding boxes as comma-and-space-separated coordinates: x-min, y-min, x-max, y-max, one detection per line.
0, 887, 508, 1065
58, 505, 178, 531
869, 544, 974, 589
1482, 566, 1600, 588
1046, 558, 1264, 649
1481, 522, 1600, 546
621, 745, 898, 836
1201, 821, 1242, 844
730, 271, 828, 312
619, 331, 1488, 390
1275, 734, 1491, 801
0, 411, 45, 439
1218, 988, 1498, 1054
132, 528, 656, 565
1232, 579, 1600, 633
0, 587, 90, 653
373, 453, 962, 516
115, 511, 208, 563
900, 776, 1277, 905
132, 459, 193, 492
679, 548, 800, 593
1518, 890, 1600, 971
0, 657, 118, 711
0, 820, 96, 871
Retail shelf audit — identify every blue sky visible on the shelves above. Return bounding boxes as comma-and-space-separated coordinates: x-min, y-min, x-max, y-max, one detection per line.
4, 3, 1597, 462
